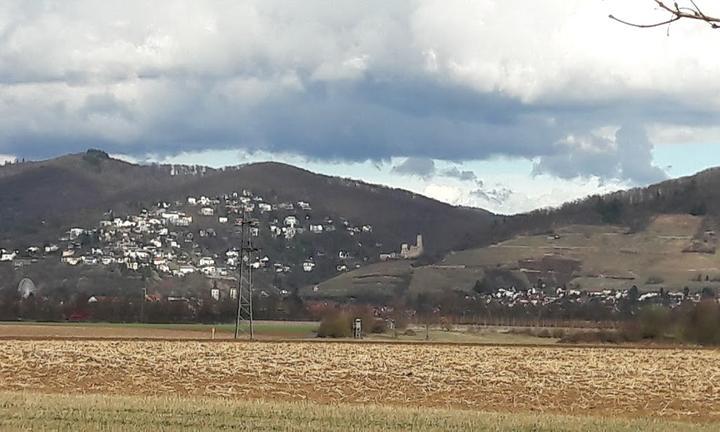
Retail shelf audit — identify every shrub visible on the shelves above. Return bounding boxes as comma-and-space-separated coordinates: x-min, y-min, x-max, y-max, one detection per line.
683, 300, 720, 345
559, 330, 623, 344
507, 327, 534, 336
619, 320, 643, 342
638, 305, 671, 339
317, 312, 353, 338
535, 328, 552, 338
369, 318, 388, 334
550, 328, 566, 339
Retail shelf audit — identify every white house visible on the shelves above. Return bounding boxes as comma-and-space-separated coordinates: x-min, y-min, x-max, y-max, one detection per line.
200, 266, 216, 276
218, 216, 229, 224
284, 227, 297, 240
199, 256, 215, 267
0, 250, 16, 262
69, 228, 85, 239
175, 216, 192, 226
179, 265, 196, 275
284, 216, 298, 227
187, 196, 197, 205
200, 207, 214, 216
297, 201, 312, 211
302, 261, 316, 272
162, 212, 181, 222
309, 224, 323, 234
63, 256, 81, 266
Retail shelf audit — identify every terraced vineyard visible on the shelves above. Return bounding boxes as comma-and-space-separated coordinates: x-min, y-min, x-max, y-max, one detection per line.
1, 340, 719, 420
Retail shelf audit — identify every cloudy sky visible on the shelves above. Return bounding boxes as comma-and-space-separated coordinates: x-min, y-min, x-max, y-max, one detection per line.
2, 1, 720, 214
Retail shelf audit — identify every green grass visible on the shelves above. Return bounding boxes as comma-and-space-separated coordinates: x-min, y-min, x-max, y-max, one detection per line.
0, 320, 319, 337
367, 327, 559, 344
0, 392, 715, 432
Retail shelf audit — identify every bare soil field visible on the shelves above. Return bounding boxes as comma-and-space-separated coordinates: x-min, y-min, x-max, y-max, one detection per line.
0, 340, 718, 421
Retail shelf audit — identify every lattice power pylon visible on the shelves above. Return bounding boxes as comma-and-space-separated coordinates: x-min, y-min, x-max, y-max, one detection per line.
234, 212, 259, 340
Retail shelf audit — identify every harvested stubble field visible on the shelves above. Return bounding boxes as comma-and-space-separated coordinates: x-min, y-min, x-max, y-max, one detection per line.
1, 341, 720, 422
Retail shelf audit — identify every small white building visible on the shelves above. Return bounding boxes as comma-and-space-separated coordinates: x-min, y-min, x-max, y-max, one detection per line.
284, 216, 298, 227
199, 256, 215, 267
0, 250, 16, 262
200, 207, 215, 216
309, 224, 323, 234
302, 261, 316, 272
179, 265, 196, 275
69, 228, 85, 239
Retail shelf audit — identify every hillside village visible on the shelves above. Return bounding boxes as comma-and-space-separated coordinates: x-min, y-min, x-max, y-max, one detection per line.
0, 188, 430, 302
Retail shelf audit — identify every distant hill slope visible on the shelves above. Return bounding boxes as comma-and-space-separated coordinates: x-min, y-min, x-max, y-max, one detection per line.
171, 162, 496, 255
444, 214, 720, 292
312, 213, 720, 302
508, 167, 720, 234
0, 151, 495, 255
307, 168, 720, 301
0, 151, 200, 243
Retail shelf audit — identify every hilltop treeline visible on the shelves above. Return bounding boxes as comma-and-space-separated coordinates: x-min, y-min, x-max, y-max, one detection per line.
506, 169, 720, 237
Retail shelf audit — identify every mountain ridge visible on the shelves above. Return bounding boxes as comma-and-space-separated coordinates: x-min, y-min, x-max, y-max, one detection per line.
0, 151, 496, 255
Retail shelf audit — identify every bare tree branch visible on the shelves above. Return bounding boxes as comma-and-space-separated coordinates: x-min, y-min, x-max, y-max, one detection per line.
609, 0, 720, 29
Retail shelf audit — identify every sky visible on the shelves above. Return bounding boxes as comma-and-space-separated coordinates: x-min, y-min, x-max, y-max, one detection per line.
2, 1, 720, 214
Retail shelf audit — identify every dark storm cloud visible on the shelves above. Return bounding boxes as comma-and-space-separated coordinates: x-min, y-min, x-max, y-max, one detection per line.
442, 167, 478, 182
533, 125, 668, 184
0, 0, 717, 186
391, 157, 479, 182
391, 157, 436, 178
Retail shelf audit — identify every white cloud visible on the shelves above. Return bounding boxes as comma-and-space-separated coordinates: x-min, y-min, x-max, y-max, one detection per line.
0, 0, 719, 185
0, 153, 16, 164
